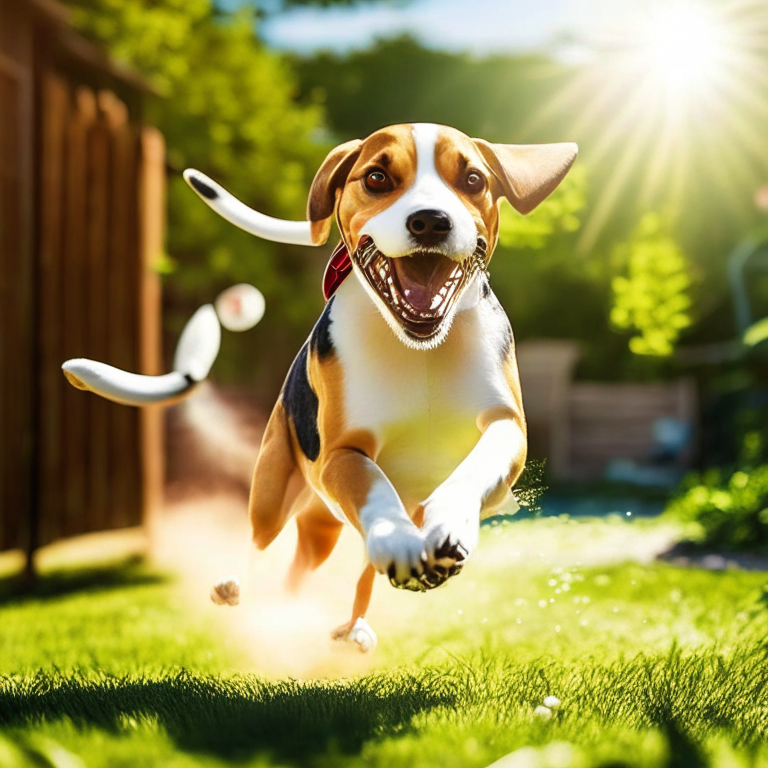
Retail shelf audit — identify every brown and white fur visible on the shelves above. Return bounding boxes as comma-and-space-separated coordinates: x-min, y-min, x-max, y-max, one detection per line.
194, 123, 577, 651
67, 123, 577, 652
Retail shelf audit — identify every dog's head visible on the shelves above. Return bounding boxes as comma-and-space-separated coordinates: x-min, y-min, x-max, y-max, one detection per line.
185, 123, 577, 349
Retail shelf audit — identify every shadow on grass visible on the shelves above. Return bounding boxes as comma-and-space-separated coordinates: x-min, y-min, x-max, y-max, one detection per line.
0, 556, 166, 605
0, 670, 454, 763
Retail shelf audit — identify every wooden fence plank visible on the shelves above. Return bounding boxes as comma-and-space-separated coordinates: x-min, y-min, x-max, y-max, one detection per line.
38, 73, 69, 546
0, 57, 32, 553
60, 86, 97, 538
84, 95, 112, 533
138, 126, 165, 541
103, 93, 138, 530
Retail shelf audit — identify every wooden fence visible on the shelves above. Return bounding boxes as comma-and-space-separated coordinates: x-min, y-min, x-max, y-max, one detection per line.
0, 0, 164, 569
518, 341, 697, 480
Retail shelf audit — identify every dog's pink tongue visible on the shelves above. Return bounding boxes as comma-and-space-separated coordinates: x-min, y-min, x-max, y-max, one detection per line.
393, 255, 451, 311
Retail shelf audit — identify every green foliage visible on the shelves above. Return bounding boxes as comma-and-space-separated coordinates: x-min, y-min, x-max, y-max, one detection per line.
273, 0, 402, 6
664, 463, 768, 553
744, 316, 768, 346
66, 0, 328, 392
292, 36, 572, 143
498, 166, 586, 251
512, 458, 548, 513
610, 213, 693, 357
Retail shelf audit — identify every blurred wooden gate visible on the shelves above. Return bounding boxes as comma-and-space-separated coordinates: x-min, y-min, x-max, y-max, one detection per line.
0, 0, 164, 572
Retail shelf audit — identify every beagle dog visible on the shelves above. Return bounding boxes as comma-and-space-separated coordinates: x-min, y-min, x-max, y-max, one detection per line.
64, 123, 576, 653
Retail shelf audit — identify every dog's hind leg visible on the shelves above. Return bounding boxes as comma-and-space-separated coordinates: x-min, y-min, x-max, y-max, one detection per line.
211, 400, 300, 607
249, 400, 299, 550
285, 491, 343, 593
331, 563, 377, 653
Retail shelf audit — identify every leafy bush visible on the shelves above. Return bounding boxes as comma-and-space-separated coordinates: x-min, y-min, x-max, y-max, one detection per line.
610, 212, 693, 357
664, 465, 768, 553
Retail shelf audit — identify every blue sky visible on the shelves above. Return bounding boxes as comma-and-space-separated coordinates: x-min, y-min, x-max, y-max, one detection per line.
260, 0, 638, 56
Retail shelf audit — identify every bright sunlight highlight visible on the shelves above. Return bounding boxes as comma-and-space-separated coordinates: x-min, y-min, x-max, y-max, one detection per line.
530, 0, 768, 252
643, 3, 729, 94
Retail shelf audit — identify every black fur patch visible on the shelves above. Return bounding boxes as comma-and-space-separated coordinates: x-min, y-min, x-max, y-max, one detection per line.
283, 344, 320, 461
310, 297, 335, 360
485, 287, 514, 360
189, 174, 218, 200
486, 287, 506, 315
481, 278, 491, 299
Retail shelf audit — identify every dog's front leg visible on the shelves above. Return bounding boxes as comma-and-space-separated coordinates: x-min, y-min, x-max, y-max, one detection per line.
320, 449, 428, 591
420, 411, 526, 587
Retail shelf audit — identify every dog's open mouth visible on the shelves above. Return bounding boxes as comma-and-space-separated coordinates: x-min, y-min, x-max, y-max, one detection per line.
354, 237, 487, 341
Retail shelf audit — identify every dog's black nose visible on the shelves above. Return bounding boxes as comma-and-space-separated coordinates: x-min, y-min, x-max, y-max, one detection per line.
406, 209, 452, 246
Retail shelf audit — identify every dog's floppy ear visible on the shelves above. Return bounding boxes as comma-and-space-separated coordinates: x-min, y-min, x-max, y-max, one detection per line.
473, 140, 578, 215
307, 139, 363, 245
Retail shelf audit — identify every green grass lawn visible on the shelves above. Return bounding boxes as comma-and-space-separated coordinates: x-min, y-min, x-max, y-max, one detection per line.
1, 512, 768, 768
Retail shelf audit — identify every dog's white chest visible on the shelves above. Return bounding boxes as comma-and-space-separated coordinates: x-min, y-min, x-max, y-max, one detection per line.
328, 277, 514, 508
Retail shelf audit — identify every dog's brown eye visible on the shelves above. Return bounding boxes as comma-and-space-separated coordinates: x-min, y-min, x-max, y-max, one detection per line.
365, 170, 392, 193
466, 171, 485, 191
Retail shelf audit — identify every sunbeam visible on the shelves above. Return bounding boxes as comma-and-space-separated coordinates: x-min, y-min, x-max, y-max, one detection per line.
533, 0, 768, 252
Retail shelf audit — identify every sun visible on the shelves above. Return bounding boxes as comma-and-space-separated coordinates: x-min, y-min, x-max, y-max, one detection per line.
638, 1, 735, 103
527, 0, 768, 251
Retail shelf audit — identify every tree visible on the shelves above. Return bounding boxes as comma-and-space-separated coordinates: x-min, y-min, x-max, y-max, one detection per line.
66, 0, 330, 394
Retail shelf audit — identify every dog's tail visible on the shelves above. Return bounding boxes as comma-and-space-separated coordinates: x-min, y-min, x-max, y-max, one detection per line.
62, 284, 263, 408
63, 304, 220, 407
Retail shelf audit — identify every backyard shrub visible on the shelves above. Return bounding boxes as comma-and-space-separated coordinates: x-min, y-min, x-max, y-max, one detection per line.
664, 464, 768, 553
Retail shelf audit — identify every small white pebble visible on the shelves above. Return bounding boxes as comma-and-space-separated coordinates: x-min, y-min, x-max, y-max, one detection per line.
543, 696, 561, 708
534, 705, 552, 719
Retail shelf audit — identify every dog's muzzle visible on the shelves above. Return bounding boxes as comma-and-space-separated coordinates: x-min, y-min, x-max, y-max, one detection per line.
353, 237, 488, 342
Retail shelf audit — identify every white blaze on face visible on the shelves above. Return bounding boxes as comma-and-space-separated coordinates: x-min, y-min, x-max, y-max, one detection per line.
360, 123, 478, 259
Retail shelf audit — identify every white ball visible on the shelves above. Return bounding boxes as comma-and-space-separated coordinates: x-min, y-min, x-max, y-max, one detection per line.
533, 705, 552, 720
543, 696, 561, 709
214, 284, 265, 332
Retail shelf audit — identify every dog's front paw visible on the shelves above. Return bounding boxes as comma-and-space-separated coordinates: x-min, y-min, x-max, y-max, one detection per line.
420, 491, 480, 589
366, 519, 427, 592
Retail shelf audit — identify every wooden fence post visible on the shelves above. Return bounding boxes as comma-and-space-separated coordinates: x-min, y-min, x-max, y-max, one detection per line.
138, 126, 165, 552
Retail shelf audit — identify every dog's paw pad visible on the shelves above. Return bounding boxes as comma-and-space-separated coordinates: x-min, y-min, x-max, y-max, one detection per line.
332, 618, 377, 653
210, 576, 240, 606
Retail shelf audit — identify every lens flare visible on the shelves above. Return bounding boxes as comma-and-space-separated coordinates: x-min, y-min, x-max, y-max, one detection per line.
529, 0, 768, 251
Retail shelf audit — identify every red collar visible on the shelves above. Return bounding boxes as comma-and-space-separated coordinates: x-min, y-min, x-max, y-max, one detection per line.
322, 242, 352, 301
